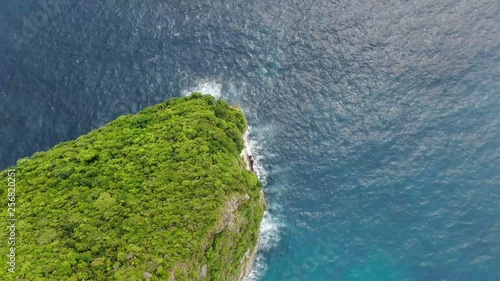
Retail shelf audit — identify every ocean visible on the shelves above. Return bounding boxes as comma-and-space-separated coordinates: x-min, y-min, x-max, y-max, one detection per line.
1, 1, 499, 280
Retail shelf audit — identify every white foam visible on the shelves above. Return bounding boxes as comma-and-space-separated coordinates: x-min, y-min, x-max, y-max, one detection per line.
258, 211, 281, 251
245, 126, 281, 281
246, 211, 282, 281
245, 126, 269, 185
181, 80, 222, 99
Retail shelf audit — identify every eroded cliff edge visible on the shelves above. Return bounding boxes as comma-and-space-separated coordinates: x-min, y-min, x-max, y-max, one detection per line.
236, 125, 266, 281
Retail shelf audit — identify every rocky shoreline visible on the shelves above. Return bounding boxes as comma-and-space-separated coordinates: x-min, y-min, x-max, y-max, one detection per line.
238, 127, 264, 281
239, 129, 254, 172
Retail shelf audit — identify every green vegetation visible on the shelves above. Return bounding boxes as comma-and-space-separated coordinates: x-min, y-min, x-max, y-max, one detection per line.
0, 94, 265, 280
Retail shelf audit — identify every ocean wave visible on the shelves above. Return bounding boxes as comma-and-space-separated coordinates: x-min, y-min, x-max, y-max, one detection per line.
181, 80, 222, 99
245, 126, 281, 281
246, 126, 269, 185
247, 210, 282, 281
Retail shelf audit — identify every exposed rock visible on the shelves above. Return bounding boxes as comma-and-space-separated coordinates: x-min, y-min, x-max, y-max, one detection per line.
126, 253, 135, 261
168, 271, 176, 281
236, 241, 260, 281
143, 272, 152, 280
214, 194, 251, 234
198, 264, 208, 280
239, 129, 254, 172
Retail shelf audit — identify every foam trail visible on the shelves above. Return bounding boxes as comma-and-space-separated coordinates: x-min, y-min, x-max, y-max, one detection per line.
245, 126, 269, 185
245, 126, 280, 281
246, 210, 281, 281
182, 80, 222, 99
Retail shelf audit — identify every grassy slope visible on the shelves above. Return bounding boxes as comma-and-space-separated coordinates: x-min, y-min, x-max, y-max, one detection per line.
0, 94, 265, 281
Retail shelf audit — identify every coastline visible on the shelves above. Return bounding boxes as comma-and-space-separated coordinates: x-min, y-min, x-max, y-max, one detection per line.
239, 126, 265, 281
239, 128, 253, 172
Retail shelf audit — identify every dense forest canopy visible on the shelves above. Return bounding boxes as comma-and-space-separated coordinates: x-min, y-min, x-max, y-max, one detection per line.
0, 94, 265, 281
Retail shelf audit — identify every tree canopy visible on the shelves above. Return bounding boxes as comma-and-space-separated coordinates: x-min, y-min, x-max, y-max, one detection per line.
0, 93, 265, 280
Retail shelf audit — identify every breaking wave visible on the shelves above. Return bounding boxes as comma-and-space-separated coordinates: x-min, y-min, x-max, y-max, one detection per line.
245, 126, 281, 281
181, 80, 222, 100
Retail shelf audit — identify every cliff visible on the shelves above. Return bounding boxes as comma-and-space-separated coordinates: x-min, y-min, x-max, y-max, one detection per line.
0, 93, 265, 281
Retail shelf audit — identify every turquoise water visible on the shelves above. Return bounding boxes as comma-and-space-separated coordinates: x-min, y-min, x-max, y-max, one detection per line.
1, 1, 499, 280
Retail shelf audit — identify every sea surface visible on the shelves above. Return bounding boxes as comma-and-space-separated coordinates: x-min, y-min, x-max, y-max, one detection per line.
1, 1, 500, 280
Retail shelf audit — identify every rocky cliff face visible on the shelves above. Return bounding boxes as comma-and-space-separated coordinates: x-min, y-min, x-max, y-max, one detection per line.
232, 108, 268, 281
237, 128, 265, 281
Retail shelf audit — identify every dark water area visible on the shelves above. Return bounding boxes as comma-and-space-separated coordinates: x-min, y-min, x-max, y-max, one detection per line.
1, 1, 500, 280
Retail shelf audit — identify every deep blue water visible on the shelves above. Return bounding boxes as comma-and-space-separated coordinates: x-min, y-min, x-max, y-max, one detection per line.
1, 1, 500, 280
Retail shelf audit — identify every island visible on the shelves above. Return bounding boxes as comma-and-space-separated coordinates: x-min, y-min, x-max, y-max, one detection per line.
0, 93, 266, 281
